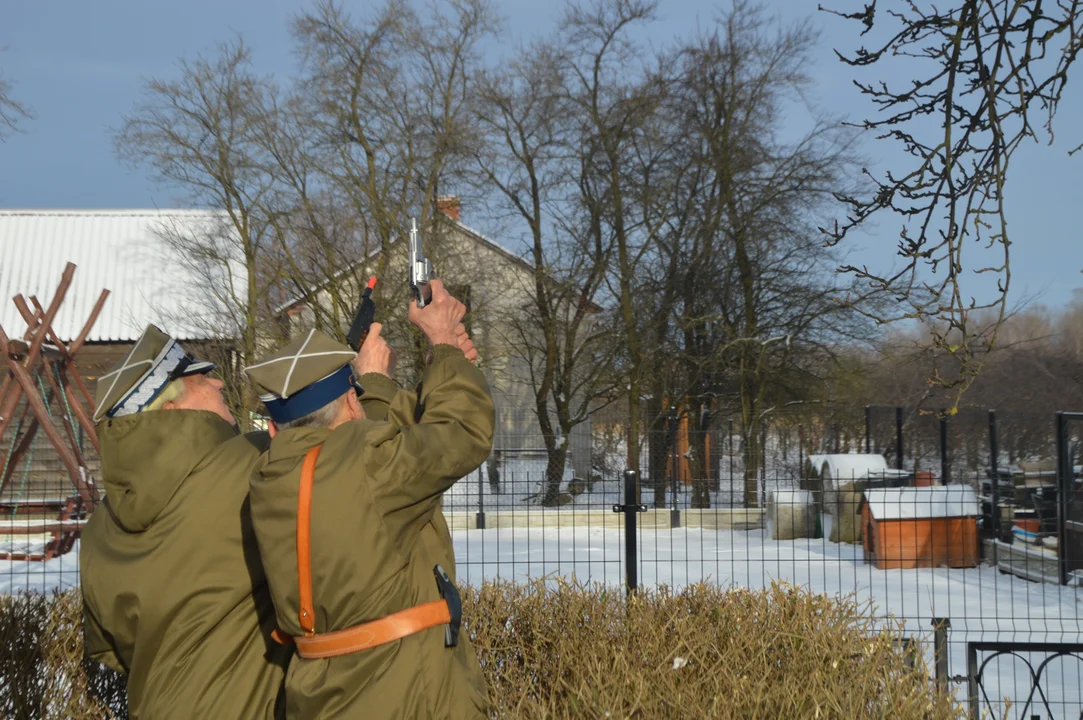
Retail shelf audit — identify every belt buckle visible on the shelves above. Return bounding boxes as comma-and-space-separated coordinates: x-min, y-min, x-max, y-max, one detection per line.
433, 564, 461, 648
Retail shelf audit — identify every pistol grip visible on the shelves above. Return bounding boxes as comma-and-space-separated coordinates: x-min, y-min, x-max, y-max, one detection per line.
415, 283, 432, 308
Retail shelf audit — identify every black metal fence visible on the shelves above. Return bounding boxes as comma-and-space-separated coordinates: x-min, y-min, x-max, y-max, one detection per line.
3, 403, 1083, 715
968, 643, 1083, 720
444, 405, 1083, 716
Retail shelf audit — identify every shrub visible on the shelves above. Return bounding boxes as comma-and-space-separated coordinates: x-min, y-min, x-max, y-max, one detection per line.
0, 592, 47, 719
463, 579, 965, 719
0, 591, 125, 720
0, 582, 964, 719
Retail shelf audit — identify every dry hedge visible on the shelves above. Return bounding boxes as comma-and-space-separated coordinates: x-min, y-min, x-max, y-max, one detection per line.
465, 579, 964, 719
0, 582, 964, 719
0, 591, 125, 720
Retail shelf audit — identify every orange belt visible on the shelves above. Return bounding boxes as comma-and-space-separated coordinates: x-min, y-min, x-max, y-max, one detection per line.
272, 445, 453, 660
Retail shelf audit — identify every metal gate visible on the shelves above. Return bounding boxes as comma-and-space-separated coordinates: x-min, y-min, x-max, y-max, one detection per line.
1057, 412, 1083, 586
968, 642, 1083, 719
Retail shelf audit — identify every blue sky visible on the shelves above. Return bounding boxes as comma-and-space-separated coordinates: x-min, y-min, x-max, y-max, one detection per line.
1, 0, 1080, 313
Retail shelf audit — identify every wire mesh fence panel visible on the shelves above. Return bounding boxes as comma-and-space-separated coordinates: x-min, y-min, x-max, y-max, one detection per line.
448, 407, 625, 588
1, 397, 87, 595
3, 401, 1082, 716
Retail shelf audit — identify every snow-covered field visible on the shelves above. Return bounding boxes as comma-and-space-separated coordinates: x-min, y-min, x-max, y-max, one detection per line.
4, 523, 1082, 717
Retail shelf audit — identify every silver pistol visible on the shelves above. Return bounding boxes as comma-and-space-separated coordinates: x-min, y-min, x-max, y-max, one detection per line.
409, 217, 434, 307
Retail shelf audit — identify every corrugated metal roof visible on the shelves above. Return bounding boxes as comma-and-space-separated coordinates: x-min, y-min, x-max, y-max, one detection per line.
0, 209, 240, 343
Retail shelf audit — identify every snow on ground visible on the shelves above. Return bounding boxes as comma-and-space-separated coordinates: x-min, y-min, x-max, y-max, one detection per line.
0, 539, 81, 594
4, 527, 1081, 717
453, 525, 1083, 719
444, 472, 803, 510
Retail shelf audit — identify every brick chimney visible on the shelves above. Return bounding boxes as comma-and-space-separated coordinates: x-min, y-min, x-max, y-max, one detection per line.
436, 195, 461, 222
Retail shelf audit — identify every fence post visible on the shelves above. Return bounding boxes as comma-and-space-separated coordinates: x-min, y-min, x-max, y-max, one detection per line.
613, 470, 646, 594
896, 406, 904, 470
966, 643, 979, 720
940, 414, 950, 484
669, 408, 680, 529
932, 617, 950, 692
1057, 412, 1069, 586
988, 410, 999, 540
476, 464, 486, 529
865, 405, 871, 454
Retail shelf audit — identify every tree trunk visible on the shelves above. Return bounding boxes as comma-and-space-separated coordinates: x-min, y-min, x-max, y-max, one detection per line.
646, 396, 668, 508
487, 452, 501, 495
743, 426, 760, 508
688, 401, 711, 509
711, 422, 721, 494
541, 443, 569, 506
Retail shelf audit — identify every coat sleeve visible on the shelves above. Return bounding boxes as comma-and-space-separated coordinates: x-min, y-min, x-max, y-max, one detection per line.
82, 598, 128, 674
364, 345, 494, 520
358, 372, 402, 422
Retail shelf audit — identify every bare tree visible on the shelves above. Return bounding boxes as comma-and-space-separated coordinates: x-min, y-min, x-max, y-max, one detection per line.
616, 3, 872, 509
475, 45, 620, 506
821, 0, 1083, 412
251, 86, 373, 342
115, 39, 277, 428
116, 0, 501, 416
692, 6, 872, 508
850, 299, 1083, 470
558, 0, 667, 488
0, 64, 32, 140
284, 0, 499, 378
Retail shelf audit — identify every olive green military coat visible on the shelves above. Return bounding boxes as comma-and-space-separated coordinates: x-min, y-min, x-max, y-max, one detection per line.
80, 411, 292, 720
250, 345, 494, 719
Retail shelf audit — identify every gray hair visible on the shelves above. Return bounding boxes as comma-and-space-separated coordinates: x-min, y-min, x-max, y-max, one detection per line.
143, 378, 187, 412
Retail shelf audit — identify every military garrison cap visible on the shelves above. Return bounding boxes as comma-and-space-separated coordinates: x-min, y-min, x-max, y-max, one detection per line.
93, 324, 216, 422
244, 329, 358, 424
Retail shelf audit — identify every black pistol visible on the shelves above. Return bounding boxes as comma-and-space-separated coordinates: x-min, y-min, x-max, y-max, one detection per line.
346, 276, 377, 351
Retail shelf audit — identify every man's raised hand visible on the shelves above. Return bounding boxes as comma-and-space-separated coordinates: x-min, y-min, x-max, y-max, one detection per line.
455, 323, 478, 364
408, 279, 466, 349
352, 322, 397, 379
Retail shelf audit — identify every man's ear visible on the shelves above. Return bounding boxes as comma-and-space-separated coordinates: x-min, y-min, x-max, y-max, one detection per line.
268, 421, 278, 438
345, 392, 365, 421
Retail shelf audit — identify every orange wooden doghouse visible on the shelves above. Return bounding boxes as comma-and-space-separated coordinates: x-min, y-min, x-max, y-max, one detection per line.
862, 487, 980, 569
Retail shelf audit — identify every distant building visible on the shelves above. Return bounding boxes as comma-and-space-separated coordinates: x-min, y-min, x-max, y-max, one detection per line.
0, 208, 239, 399
1, 205, 600, 488
1, 208, 244, 502
274, 199, 600, 479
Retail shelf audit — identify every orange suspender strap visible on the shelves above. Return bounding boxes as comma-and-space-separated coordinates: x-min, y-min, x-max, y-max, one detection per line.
296, 445, 322, 636
291, 600, 451, 659
271, 444, 454, 659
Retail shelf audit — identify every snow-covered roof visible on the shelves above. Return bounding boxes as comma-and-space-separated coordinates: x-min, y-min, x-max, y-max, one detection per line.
0, 209, 239, 342
865, 487, 979, 520
808, 453, 896, 487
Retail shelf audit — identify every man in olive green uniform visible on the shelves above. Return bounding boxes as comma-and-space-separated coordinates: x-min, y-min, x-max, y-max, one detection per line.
246, 279, 493, 719
80, 325, 291, 719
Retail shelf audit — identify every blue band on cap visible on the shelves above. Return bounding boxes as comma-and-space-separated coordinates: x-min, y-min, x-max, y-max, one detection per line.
263, 364, 353, 424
